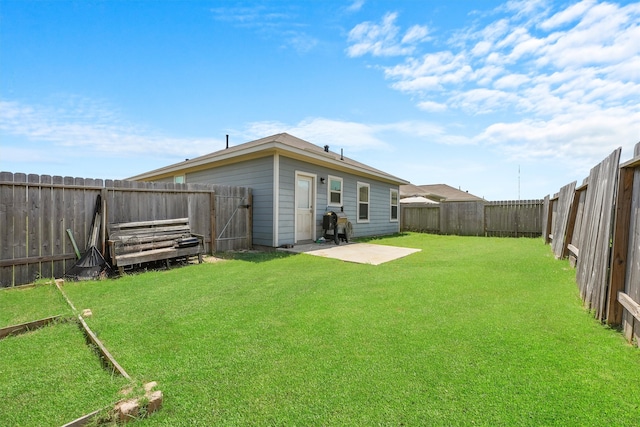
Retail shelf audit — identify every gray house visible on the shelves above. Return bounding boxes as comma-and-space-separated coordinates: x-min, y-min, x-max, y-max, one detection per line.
129, 133, 409, 249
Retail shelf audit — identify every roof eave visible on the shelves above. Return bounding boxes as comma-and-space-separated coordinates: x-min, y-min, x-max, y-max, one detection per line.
129, 140, 409, 185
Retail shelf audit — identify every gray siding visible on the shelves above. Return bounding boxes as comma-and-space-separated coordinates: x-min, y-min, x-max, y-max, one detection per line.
186, 157, 275, 246
278, 156, 400, 245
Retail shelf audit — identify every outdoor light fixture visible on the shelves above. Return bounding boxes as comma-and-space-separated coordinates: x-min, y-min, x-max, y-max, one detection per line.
320, 177, 325, 184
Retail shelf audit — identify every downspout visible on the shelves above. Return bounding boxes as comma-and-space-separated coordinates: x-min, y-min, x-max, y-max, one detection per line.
273, 153, 280, 247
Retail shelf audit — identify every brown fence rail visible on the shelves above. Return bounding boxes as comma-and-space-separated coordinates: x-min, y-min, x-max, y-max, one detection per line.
401, 199, 543, 237
543, 143, 640, 346
0, 172, 252, 287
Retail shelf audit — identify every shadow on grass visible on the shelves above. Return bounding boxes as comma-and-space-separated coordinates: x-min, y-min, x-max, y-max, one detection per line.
215, 250, 296, 263
350, 232, 412, 244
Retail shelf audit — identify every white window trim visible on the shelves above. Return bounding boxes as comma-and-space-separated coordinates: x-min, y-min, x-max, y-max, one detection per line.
327, 175, 343, 207
390, 189, 399, 222
357, 181, 370, 224
174, 175, 185, 184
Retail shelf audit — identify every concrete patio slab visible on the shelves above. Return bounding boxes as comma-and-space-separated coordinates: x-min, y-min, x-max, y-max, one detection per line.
278, 242, 421, 265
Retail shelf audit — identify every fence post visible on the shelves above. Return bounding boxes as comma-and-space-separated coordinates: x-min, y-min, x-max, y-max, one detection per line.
606, 155, 638, 324
210, 191, 216, 253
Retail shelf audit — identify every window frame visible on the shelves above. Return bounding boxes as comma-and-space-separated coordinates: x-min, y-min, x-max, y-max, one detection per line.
390, 188, 399, 222
327, 175, 343, 207
174, 175, 185, 184
357, 182, 370, 223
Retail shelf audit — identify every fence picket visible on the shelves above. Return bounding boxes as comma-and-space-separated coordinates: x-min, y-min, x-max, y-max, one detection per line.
0, 172, 252, 287
401, 199, 544, 237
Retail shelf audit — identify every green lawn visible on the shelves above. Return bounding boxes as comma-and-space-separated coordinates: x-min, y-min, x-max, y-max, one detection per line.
0, 321, 129, 426
2, 234, 639, 426
0, 281, 72, 327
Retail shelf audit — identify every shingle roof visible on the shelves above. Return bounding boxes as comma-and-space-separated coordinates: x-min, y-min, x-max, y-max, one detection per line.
129, 133, 408, 185
400, 183, 484, 201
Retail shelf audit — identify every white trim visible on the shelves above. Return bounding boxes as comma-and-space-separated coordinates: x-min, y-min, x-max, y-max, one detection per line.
327, 175, 343, 208
357, 181, 370, 224
294, 171, 317, 243
390, 188, 399, 222
273, 154, 280, 247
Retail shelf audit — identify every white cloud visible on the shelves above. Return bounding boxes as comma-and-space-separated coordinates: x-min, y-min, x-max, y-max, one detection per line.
242, 117, 475, 151
242, 117, 391, 151
346, 12, 427, 57
385, 51, 471, 91
494, 73, 530, 89
0, 98, 220, 160
539, 0, 595, 30
346, 0, 365, 13
402, 25, 430, 44
417, 101, 448, 112
345, 0, 640, 172
477, 106, 639, 164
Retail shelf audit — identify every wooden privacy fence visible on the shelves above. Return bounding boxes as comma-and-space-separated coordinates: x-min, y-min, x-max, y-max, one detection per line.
543, 143, 640, 346
401, 199, 543, 237
0, 172, 252, 287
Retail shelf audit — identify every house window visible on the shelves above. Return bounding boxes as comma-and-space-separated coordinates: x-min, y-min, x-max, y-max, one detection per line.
390, 189, 399, 222
328, 176, 343, 206
174, 175, 185, 184
357, 182, 370, 223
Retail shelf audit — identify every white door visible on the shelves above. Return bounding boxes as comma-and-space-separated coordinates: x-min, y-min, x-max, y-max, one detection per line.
296, 175, 314, 242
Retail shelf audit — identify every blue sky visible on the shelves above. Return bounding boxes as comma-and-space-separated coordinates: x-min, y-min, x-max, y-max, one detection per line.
1, 0, 638, 200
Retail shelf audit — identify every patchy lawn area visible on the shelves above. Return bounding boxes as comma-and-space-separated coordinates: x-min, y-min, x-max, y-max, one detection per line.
3, 234, 639, 426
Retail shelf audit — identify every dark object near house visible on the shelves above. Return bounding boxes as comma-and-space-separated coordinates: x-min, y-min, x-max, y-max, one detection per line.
65, 194, 112, 281
107, 218, 204, 274
65, 246, 112, 280
323, 211, 351, 245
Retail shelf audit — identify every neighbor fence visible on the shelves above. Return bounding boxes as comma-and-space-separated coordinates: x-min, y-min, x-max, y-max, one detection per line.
543, 142, 640, 346
0, 172, 252, 287
401, 199, 543, 237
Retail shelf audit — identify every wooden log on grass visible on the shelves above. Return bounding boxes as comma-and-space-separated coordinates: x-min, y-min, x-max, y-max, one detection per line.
0, 315, 63, 340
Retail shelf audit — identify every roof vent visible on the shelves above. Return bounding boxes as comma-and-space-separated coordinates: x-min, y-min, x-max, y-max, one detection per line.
226, 134, 229, 149
341, 148, 344, 161
324, 145, 329, 152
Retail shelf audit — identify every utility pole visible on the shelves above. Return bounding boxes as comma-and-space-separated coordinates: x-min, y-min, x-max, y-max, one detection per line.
518, 165, 521, 200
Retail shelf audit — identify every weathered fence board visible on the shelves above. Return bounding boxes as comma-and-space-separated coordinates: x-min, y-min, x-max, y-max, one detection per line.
542, 195, 551, 243
626, 150, 640, 343
401, 200, 543, 237
610, 142, 640, 341
485, 200, 543, 237
575, 148, 621, 320
0, 171, 13, 286
543, 144, 639, 346
566, 183, 587, 266
550, 182, 577, 259
214, 186, 253, 252
400, 206, 440, 233
0, 173, 252, 287
440, 201, 485, 236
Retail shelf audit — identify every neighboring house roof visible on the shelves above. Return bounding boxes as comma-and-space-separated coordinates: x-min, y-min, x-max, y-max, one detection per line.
399, 196, 439, 205
129, 133, 409, 185
400, 183, 484, 202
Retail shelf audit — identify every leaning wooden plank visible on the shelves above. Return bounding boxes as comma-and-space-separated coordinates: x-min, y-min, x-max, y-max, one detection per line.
77, 315, 131, 380
0, 315, 63, 339
115, 246, 201, 267
113, 240, 177, 255
108, 228, 191, 240
108, 218, 189, 230
60, 408, 103, 427
618, 292, 640, 323
606, 165, 634, 324
567, 244, 579, 257
115, 247, 176, 261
